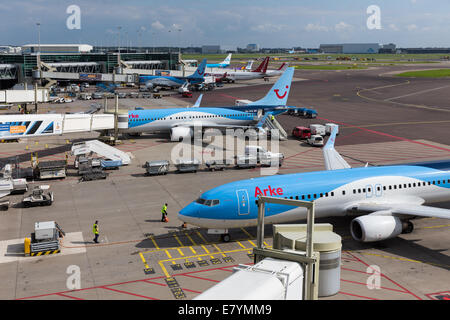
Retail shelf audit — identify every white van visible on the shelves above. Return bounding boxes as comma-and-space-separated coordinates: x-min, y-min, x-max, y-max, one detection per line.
309, 124, 326, 136
307, 135, 324, 147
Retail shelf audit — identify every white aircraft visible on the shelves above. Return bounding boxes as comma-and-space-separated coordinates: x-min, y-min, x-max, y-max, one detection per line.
265, 63, 289, 77
206, 57, 270, 82
179, 127, 450, 242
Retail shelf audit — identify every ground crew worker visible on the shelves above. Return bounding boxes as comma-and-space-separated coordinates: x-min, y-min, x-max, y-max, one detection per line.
271, 115, 275, 122
161, 203, 168, 222
93, 220, 99, 243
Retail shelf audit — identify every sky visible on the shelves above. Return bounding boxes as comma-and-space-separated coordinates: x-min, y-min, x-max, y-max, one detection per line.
1, 0, 450, 48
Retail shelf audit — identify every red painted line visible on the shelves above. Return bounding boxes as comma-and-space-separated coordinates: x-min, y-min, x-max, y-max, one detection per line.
56, 293, 85, 300
341, 279, 410, 294
346, 251, 423, 300
339, 291, 379, 300
143, 280, 166, 286
101, 287, 159, 300
219, 93, 240, 100
181, 274, 220, 283
142, 279, 202, 294
318, 116, 450, 153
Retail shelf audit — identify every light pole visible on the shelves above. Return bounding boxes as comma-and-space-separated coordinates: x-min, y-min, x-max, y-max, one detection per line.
178, 28, 182, 54
117, 26, 122, 53
36, 22, 41, 54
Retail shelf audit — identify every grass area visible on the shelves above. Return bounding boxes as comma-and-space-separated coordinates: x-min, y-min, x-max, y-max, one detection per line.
396, 69, 450, 78
295, 64, 366, 70
182, 53, 448, 63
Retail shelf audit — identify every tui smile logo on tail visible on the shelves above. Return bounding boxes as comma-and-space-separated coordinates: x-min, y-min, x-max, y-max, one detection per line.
274, 85, 289, 99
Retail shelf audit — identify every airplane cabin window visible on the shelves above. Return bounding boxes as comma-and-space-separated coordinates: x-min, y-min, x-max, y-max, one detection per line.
331, 192, 334, 196
212, 200, 220, 206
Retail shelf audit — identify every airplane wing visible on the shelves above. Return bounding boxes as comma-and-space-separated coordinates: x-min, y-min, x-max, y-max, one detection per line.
323, 126, 351, 170
348, 201, 450, 220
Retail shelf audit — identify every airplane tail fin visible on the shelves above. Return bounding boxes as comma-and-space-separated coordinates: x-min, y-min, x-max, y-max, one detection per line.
245, 60, 254, 70
248, 67, 294, 106
278, 63, 288, 71
188, 59, 207, 79
222, 53, 232, 65
253, 57, 270, 73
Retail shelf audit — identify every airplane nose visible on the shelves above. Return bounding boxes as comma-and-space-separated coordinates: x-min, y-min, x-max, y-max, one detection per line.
178, 202, 198, 220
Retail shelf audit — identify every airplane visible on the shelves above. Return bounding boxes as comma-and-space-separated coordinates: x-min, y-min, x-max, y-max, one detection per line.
207, 54, 232, 68
178, 127, 450, 242
289, 48, 295, 54
125, 67, 295, 141
265, 63, 289, 77
205, 57, 270, 82
139, 59, 207, 90
241, 60, 254, 71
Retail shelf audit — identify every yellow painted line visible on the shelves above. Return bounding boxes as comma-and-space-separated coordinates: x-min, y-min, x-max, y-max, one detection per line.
165, 250, 172, 259
159, 261, 170, 278
247, 240, 257, 247
423, 224, 450, 229
189, 246, 197, 255
212, 243, 227, 257
237, 241, 246, 249
139, 252, 150, 269
177, 248, 185, 257
201, 245, 214, 259
173, 234, 184, 247
195, 231, 209, 244
240, 228, 254, 239
184, 231, 197, 246
158, 247, 255, 265
360, 252, 450, 269
149, 235, 159, 250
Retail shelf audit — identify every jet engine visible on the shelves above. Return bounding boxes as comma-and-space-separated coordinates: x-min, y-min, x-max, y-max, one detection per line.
170, 127, 193, 142
350, 214, 407, 242
145, 81, 154, 90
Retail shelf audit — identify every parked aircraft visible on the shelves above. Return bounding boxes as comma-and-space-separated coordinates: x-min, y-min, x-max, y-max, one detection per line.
207, 54, 232, 68
179, 128, 450, 242
140, 59, 207, 90
205, 57, 270, 82
265, 63, 289, 77
125, 68, 295, 141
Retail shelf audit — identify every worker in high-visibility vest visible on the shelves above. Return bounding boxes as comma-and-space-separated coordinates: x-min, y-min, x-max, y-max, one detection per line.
93, 221, 99, 243
271, 115, 275, 122
161, 203, 168, 222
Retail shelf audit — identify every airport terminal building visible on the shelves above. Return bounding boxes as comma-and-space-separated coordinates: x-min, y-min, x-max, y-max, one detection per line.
320, 43, 380, 54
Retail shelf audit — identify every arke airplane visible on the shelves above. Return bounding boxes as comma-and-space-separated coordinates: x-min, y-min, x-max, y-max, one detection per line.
179, 128, 450, 242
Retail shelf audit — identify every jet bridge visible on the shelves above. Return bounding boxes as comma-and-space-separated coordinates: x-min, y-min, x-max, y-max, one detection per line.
0, 113, 115, 140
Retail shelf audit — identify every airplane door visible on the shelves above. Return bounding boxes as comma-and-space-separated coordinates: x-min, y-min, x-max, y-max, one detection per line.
236, 189, 250, 215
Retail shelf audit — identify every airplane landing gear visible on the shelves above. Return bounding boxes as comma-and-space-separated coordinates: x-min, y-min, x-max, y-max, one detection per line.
221, 234, 231, 242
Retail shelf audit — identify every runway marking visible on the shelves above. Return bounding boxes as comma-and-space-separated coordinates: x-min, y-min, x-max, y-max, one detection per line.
385, 85, 450, 101
422, 223, 450, 229
149, 235, 159, 250
357, 80, 450, 113
342, 120, 450, 129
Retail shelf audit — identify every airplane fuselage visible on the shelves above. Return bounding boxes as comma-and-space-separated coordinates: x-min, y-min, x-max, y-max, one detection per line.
178, 164, 450, 228
125, 108, 257, 134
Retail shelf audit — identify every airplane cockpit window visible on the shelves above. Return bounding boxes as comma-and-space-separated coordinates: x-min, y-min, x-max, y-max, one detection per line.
195, 198, 220, 207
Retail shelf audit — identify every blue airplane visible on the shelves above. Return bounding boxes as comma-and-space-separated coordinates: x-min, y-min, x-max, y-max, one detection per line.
206, 54, 232, 68
179, 127, 450, 242
125, 68, 295, 141
139, 59, 207, 90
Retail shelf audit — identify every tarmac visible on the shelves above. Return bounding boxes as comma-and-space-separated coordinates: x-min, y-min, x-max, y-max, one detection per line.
0, 62, 449, 300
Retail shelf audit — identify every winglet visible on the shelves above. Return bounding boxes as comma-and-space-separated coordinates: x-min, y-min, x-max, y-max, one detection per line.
247, 67, 294, 106
323, 125, 351, 170
192, 94, 203, 108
